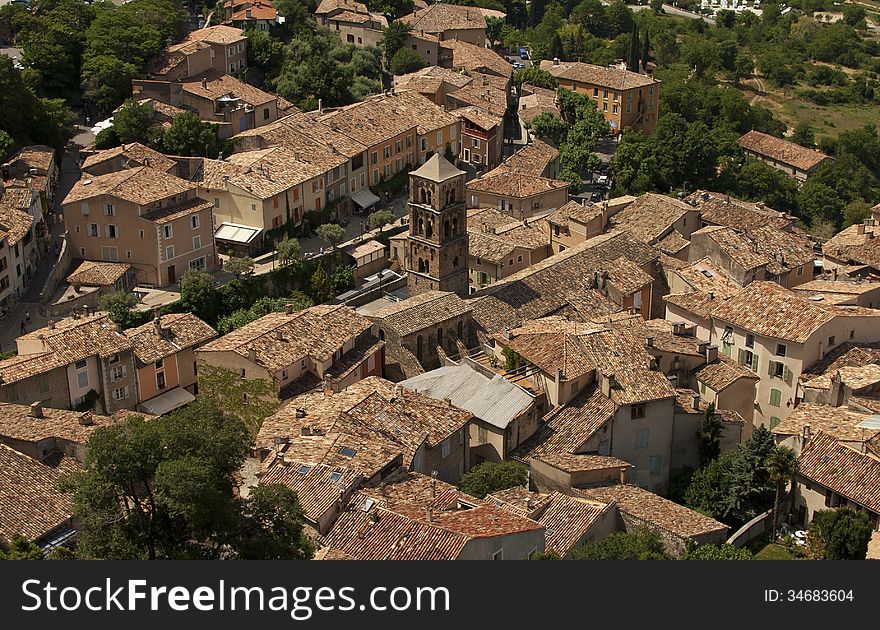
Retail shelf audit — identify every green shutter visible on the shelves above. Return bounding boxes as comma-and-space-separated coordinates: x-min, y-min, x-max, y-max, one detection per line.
751, 353, 759, 373
767, 360, 774, 376
784, 365, 792, 384
738, 348, 746, 365
770, 389, 781, 407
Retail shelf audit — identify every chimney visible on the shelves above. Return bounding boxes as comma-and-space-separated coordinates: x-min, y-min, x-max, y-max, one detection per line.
803, 424, 811, 441
426, 506, 434, 522
79, 412, 95, 426
48, 320, 55, 330
619, 466, 626, 484
153, 315, 163, 337
246, 7, 252, 18
318, 98, 323, 115
29, 401, 43, 418
857, 223, 866, 235
830, 371, 845, 407
285, 303, 295, 315
698, 341, 709, 356
693, 392, 701, 410
431, 477, 436, 498
646, 336, 654, 348
756, 201, 764, 210
295, 407, 306, 418
323, 374, 334, 397
552, 57, 559, 67
301, 425, 312, 436
202, 77, 208, 89
248, 346, 257, 362
706, 344, 719, 364
275, 330, 284, 341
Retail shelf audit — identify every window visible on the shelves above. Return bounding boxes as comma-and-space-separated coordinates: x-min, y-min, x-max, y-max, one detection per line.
649, 455, 662, 476
769, 388, 782, 407
472, 138, 480, 148
700, 382, 706, 394
776, 343, 787, 357
828, 335, 835, 346
745, 333, 754, 348
77, 369, 89, 390
239, 368, 246, 378
36, 374, 50, 394
101, 246, 118, 261
166, 245, 174, 259
157, 371, 166, 390
850, 329, 855, 339
603, 89, 608, 99
192, 235, 202, 250
493, 549, 503, 560
797, 266, 804, 276
770, 416, 781, 429
635, 428, 649, 448
112, 386, 129, 401
139, 230, 144, 239
441, 438, 451, 458
602, 102, 608, 112
612, 104, 619, 115
191, 215, 200, 229
189, 257, 205, 271
478, 426, 487, 443
81, 202, 90, 215
106, 224, 117, 239
89, 224, 99, 237
593, 87, 599, 97
111, 365, 126, 382
395, 140, 402, 154
738, 349, 758, 373
383, 146, 391, 160
769, 360, 786, 379
104, 204, 114, 216
631, 403, 646, 419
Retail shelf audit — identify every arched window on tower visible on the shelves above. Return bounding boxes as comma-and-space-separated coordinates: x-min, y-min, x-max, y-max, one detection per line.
418, 258, 425, 273
420, 187, 427, 204
418, 217, 424, 235
444, 220, 451, 238
426, 221, 433, 239
425, 260, 430, 274
452, 217, 458, 234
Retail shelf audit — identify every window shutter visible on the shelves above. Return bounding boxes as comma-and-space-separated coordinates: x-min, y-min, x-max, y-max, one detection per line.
738, 348, 745, 365
767, 360, 774, 376
751, 353, 758, 373
784, 365, 792, 385
123, 386, 129, 399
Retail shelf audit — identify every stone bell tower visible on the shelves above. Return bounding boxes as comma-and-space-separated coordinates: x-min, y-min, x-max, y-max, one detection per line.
405, 154, 469, 298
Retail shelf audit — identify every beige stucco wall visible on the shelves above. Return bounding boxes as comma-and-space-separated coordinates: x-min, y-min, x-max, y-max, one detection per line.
466, 187, 568, 222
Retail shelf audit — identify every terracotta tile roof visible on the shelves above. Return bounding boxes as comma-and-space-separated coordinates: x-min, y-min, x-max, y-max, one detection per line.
798, 431, 880, 512
207, 146, 336, 199
0, 444, 78, 543
136, 98, 187, 127
182, 71, 276, 107
235, 112, 367, 160
12, 314, 131, 367
0, 197, 34, 245
684, 190, 796, 231
664, 290, 728, 321
673, 258, 741, 297
531, 451, 632, 475
519, 104, 561, 123
369, 291, 470, 337
503, 139, 559, 177
487, 486, 552, 516
316, 94, 418, 148
608, 193, 693, 244
793, 279, 880, 297
447, 81, 508, 118
66, 261, 131, 287
773, 404, 880, 443
315, 0, 369, 14
260, 459, 360, 523
467, 165, 568, 198
800, 342, 880, 390
656, 230, 689, 255
580, 483, 728, 539
124, 313, 217, 366
738, 130, 831, 172
695, 356, 759, 392
258, 378, 471, 473
539, 59, 658, 90
693, 225, 780, 272
229, 3, 277, 21
2, 145, 54, 173
400, 4, 487, 35
467, 208, 550, 252
199, 305, 372, 373
141, 197, 213, 225
394, 65, 473, 92
179, 24, 246, 45
614, 317, 704, 357
535, 492, 613, 556
512, 384, 616, 460
451, 105, 503, 130
0, 352, 67, 385
0, 403, 117, 448
469, 231, 657, 333
546, 199, 603, 228
82, 143, 176, 174
467, 230, 519, 264
711, 282, 880, 343
822, 223, 880, 269
446, 41, 511, 79
63, 166, 196, 206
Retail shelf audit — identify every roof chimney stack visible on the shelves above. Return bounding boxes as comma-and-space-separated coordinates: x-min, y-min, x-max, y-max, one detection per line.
248, 346, 257, 362
29, 401, 43, 419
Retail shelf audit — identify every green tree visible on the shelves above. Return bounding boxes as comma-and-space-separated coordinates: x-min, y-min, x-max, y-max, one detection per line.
571, 529, 668, 560
309, 265, 333, 302
0, 130, 13, 162
216, 294, 313, 335
316, 223, 346, 249
276, 238, 302, 267
486, 15, 504, 45
112, 98, 157, 145
627, 24, 640, 73
367, 209, 395, 230
195, 364, 281, 436
791, 121, 816, 148
179, 269, 222, 326
843, 200, 872, 229
62, 400, 311, 559
224, 255, 255, 280
640, 28, 650, 68
380, 21, 413, 63
766, 445, 797, 536
530, 551, 562, 560
99, 291, 148, 330
842, 4, 866, 27
808, 507, 872, 560
162, 112, 232, 158
458, 461, 528, 498
512, 66, 559, 89
649, 0, 663, 14
390, 47, 428, 75
81, 55, 137, 113
686, 544, 753, 560
331, 264, 355, 294
732, 53, 754, 85
0, 534, 45, 560
697, 403, 724, 467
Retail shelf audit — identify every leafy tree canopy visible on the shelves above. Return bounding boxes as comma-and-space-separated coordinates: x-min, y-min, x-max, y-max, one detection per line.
458, 461, 528, 498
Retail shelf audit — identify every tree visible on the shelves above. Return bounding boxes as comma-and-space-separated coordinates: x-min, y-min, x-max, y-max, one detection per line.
196, 364, 281, 435
316, 223, 346, 249
216, 293, 313, 335
766, 445, 797, 536
390, 47, 428, 76
309, 265, 333, 303
224, 255, 255, 280
732, 53, 754, 85
162, 112, 232, 158
458, 461, 528, 498
0, 130, 14, 162
627, 24, 640, 73
697, 403, 724, 467
331, 264, 355, 294
685, 544, 753, 560
99, 291, 148, 330
276, 238, 302, 266
112, 98, 156, 145
808, 507, 872, 560
640, 28, 650, 68
81, 55, 137, 113
94, 126, 121, 150
842, 4, 866, 27
179, 269, 221, 326
570, 529, 668, 560
486, 16, 504, 45
444, 143, 456, 163
0, 534, 45, 560
62, 400, 311, 559
791, 121, 816, 148
649, 0, 663, 14
843, 200, 872, 229
380, 21, 412, 63
368, 209, 395, 230
512, 67, 559, 89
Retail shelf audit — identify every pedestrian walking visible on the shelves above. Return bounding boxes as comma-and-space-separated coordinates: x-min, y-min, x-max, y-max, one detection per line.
25, 310, 30, 323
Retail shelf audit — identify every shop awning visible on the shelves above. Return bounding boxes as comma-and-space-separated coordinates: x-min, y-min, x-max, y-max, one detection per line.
138, 387, 195, 416
215, 222, 262, 244
351, 189, 381, 210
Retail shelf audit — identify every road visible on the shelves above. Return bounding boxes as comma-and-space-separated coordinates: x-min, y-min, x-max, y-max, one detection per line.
749, 72, 768, 107
629, 3, 716, 24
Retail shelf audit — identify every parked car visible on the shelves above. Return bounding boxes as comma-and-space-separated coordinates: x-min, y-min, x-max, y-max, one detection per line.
512, 62, 525, 69
590, 190, 603, 202
596, 174, 609, 187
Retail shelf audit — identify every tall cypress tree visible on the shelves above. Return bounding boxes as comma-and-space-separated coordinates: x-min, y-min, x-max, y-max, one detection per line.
627, 25, 640, 73
641, 29, 650, 68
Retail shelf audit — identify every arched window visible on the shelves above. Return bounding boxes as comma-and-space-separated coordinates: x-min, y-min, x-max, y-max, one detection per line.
425, 260, 430, 274
378, 329, 385, 341
426, 221, 433, 239
420, 188, 427, 204
417, 335, 423, 359
453, 256, 459, 268
444, 220, 451, 238
452, 217, 458, 234
437, 327, 444, 347
418, 217, 424, 235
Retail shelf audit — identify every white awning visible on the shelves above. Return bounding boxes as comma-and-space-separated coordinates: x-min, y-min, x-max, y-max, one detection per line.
351, 189, 381, 209
215, 222, 262, 244
137, 387, 195, 416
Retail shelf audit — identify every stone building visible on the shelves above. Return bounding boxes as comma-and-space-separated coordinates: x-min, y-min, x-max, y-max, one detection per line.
405, 154, 469, 298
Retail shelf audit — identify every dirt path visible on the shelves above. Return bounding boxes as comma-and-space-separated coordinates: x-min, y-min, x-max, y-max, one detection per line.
749, 73, 767, 106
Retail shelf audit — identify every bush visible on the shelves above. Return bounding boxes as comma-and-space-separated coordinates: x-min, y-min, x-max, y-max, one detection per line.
570, 529, 668, 560
808, 507, 873, 560
458, 461, 528, 498
686, 544, 753, 560
94, 126, 121, 149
